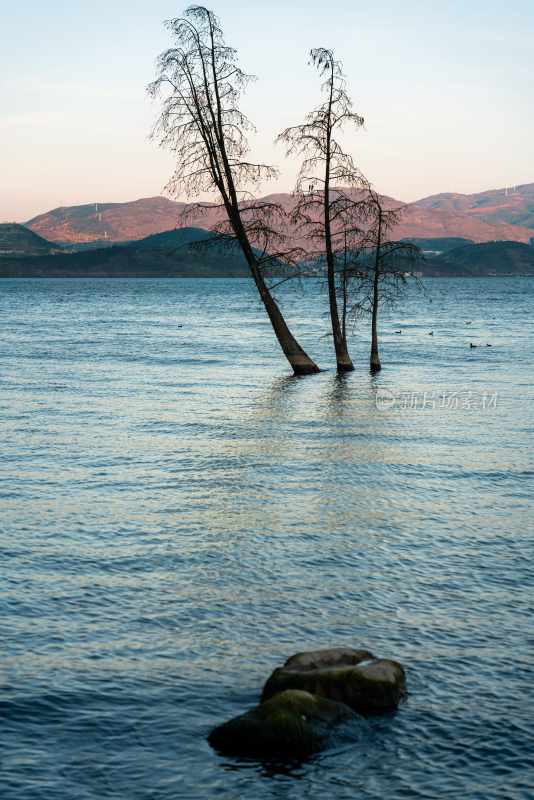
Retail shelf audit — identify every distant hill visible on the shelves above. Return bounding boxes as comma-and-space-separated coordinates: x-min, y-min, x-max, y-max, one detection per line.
26, 197, 190, 245
60, 239, 123, 252
0, 223, 60, 257
3, 227, 533, 279
414, 183, 534, 232
425, 241, 534, 277
402, 237, 474, 253
397, 203, 533, 244
25, 187, 534, 247
133, 227, 217, 250
0, 227, 256, 278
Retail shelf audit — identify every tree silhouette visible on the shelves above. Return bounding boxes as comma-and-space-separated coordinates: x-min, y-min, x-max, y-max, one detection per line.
347, 188, 422, 372
149, 6, 319, 374
278, 48, 365, 372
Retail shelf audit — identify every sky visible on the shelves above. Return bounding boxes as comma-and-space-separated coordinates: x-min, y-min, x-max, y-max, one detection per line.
1, 0, 533, 221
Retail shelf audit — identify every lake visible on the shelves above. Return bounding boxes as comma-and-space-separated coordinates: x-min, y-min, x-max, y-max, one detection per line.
1, 277, 533, 799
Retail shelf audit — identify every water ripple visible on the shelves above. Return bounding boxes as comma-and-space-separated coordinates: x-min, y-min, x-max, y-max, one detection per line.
1, 278, 533, 799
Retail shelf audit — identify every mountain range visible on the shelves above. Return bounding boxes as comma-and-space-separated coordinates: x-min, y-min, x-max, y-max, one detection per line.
2, 182, 533, 279
1, 225, 533, 279
414, 183, 534, 229
24, 183, 534, 247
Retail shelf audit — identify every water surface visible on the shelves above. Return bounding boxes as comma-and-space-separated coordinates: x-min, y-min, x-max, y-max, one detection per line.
1, 278, 533, 799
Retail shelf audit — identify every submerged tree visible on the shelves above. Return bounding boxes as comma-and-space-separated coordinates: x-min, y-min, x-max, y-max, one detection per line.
149, 5, 319, 375
278, 48, 366, 372
348, 189, 422, 372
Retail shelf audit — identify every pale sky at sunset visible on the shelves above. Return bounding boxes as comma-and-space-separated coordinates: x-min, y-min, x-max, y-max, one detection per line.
1, 0, 533, 221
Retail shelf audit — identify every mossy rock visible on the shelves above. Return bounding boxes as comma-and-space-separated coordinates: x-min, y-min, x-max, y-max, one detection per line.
261, 648, 406, 715
208, 689, 356, 758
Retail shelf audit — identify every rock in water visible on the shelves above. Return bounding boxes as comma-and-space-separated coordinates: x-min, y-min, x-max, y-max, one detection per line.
282, 647, 374, 671
261, 647, 406, 714
208, 689, 357, 758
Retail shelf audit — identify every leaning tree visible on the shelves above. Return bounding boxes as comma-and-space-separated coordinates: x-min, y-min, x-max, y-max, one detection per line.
149, 5, 319, 375
278, 48, 366, 372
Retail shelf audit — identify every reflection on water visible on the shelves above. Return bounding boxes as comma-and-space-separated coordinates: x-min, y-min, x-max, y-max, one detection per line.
1, 278, 533, 800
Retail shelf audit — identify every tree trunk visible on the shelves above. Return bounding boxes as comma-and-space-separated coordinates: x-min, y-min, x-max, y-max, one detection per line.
324, 184, 354, 372
327, 253, 354, 372
341, 235, 348, 343
324, 203, 353, 371
255, 272, 320, 374
324, 106, 354, 371
370, 270, 381, 372
370, 209, 382, 373
228, 209, 320, 375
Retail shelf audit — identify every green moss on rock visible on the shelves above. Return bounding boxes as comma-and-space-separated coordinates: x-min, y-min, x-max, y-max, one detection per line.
208, 689, 356, 758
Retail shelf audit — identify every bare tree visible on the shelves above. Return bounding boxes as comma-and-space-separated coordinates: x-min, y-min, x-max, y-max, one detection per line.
277, 48, 365, 372
148, 5, 319, 375
347, 188, 422, 372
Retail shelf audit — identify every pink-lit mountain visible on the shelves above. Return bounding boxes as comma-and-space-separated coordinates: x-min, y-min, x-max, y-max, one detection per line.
26, 184, 534, 246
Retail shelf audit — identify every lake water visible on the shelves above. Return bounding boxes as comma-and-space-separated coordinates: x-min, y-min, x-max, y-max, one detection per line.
1, 278, 533, 799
